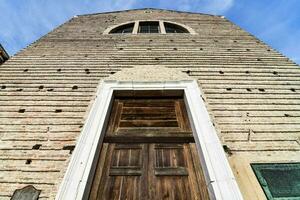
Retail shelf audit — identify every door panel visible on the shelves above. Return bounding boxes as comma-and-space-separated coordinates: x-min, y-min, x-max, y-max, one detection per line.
148, 143, 209, 200
89, 144, 146, 200
105, 98, 194, 143
89, 143, 209, 200
153, 144, 188, 176
109, 144, 143, 176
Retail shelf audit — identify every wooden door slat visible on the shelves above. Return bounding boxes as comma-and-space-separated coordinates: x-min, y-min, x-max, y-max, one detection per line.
119, 119, 179, 127
109, 168, 142, 176
154, 167, 189, 176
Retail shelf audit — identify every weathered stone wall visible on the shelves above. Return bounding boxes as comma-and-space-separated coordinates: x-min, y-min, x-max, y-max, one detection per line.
0, 9, 299, 199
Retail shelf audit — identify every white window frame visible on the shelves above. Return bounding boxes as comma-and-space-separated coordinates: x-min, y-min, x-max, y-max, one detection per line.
56, 80, 243, 200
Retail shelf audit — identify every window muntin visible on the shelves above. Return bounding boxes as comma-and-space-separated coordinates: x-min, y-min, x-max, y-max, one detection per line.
252, 163, 300, 199
164, 22, 189, 33
138, 21, 160, 33
110, 23, 134, 34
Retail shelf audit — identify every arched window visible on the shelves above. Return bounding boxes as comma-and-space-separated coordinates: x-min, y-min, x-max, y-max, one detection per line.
107, 21, 194, 34
110, 23, 134, 34
164, 22, 189, 33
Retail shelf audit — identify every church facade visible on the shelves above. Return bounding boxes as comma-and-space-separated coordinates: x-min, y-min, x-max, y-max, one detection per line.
0, 8, 299, 200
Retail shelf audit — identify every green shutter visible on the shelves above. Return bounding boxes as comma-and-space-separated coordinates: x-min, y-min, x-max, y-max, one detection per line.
251, 163, 300, 200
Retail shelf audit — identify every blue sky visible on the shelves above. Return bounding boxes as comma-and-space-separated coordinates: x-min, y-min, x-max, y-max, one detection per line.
0, 0, 299, 64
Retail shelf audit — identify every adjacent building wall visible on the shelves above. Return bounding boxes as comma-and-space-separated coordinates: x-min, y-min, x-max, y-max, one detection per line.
0, 44, 9, 64
0, 9, 299, 199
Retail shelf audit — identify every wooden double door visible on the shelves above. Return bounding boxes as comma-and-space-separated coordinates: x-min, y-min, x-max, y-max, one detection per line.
89, 93, 210, 200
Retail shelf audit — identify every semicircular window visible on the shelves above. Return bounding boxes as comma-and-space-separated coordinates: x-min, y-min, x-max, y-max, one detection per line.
108, 21, 191, 34
110, 23, 134, 34
164, 22, 189, 33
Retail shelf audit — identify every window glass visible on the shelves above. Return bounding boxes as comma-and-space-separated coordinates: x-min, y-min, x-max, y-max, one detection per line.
252, 163, 300, 199
138, 21, 160, 33
164, 22, 189, 33
110, 23, 134, 34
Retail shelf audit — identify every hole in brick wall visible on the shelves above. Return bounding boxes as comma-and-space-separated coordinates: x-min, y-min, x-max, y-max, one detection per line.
25, 159, 32, 165
38, 85, 44, 90
85, 69, 90, 74
42, 55, 46, 57
122, 39, 125, 42
227, 49, 231, 51
96, 45, 99, 47
32, 144, 42, 150
72, 85, 78, 90
226, 88, 232, 91
186, 70, 191, 75
246, 88, 252, 92
47, 88, 54, 91
147, 48, 152, 50
154, 57, 159, 60
267, 49, 271, 51
219, 70, 224, 74
110, 71, 116, 74
63, 145, 75, 154
192, 40, 196, 42
57, 69, 61, 72
245, 71, 250, 74
149, 39, 153, 42
55, 109, 62, 113
257, 58, 261, 61
214, 40, 218, 42
246, 49, 250, 51
284, 114, 291, 117
233, 40, 237, 43
258, 88, 265, 92
273, 71, 278, 75
84, 54, 88, 57
223, 145, 232, 156
16, 88, 23, 92
118, 48, 123, 50
1, 85, 6, 89
170, 39, 174, 42
79, 125, 83, 128
199, 48, 203, 51
173, 48, 177, 50
23, 69, 28, 72
18, 109, 26, 113
291, 88, 296, 92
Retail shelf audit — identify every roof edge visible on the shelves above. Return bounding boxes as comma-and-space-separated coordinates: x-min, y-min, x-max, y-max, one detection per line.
77, 8, 221, 17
